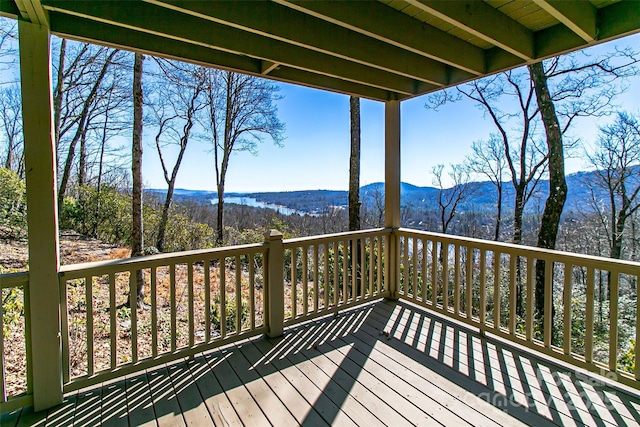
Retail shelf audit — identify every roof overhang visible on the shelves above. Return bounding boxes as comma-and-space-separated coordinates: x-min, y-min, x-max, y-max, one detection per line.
3, 0, 640, 101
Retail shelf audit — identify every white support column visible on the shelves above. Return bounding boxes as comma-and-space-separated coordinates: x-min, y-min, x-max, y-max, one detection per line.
19, 20, 63, 410
384, 100, 400, 299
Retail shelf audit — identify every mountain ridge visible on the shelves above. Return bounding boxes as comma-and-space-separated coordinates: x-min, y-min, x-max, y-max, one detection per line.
146, 168, 636, 215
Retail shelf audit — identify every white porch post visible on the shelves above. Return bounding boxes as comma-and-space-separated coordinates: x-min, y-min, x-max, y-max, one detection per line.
19, 20, 64, 410
384, 100, 400, 299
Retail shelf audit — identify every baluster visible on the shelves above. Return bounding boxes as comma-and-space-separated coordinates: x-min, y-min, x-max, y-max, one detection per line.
509, 255, 516, 335
86, 275, 93, 376
526, 257, 534, 342
609, 270, 619, 372
151, 267, 158, 355
563, 264, 573, 355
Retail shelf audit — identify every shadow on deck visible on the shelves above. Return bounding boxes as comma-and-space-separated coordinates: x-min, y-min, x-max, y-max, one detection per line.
3, 299, 640, 426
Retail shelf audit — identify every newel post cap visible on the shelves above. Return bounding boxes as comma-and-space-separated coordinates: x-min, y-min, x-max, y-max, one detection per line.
264, 229, 283, 241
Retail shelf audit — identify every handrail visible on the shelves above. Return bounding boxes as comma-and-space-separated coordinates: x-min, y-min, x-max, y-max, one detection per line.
395, 228, 640, 390
0, 271, 33, 411
5, 226, 640, 414
398, 228, 640, 272
282, 228, 391, 326
58, 242, 268, 392
59, 242, 266, 279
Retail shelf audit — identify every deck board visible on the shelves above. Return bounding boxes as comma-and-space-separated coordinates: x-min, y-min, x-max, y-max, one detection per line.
252, 337, 357, 426
188, 353, 244, 426
125, 372, 157, 427
8, 299, 640, 426
148, 366, 186, 427
167, 360, 213, 426
73, 386, 103, 426
211, 348, 271, 427
237, 339, 330, 426
101, 379, 128, 426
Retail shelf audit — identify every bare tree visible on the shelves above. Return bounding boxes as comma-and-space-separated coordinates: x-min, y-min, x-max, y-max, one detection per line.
203, 70, 285, 244
431, 71, 548, 244
0, 18, 17, 72
0, 84, 23, 176
431, 163, 476, 234
57, 47, 120, 207
467, 134, 505, 241
529, 49, 638, 327
150, 59, 207, 252
348, 95, 361, 232
586, 111, 640, 261
131, 52, 145, 304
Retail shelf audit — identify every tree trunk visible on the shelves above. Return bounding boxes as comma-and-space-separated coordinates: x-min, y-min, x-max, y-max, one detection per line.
53, 39, 66, 170
513, 187, 525, 245
131, 52, 145, 304
529, 62, 567, 334
216, 186, 224, 244
494, 184, 503, 241
349, 96, 361, 232
348, 96, 361, 295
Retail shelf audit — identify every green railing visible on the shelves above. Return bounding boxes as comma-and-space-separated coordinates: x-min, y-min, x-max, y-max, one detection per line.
396, 228, 640, 390
58, 243, 268, 392
3, 226, 640, 413
0, 271, 32, 412
283, 228, 391, 326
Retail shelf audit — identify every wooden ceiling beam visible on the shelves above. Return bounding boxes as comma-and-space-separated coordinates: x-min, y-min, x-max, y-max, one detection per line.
14, 0, 47, 25
533, 0, 596, 42
148, 0, 461, 86
405, 0, 534, 61
41, 0, 422, 96
48, 12, 403, 101
274, 0, 487, 76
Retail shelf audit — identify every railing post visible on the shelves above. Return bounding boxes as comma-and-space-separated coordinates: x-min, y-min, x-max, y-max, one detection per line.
264, 230, 284, 337
19, 20, 64, 410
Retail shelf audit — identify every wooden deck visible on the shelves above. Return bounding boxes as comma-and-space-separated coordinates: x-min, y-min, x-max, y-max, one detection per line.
3, 299, 640, 426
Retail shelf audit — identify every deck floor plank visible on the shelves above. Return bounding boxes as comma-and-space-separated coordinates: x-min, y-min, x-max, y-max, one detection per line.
0, 407, 21, 427
303, 317, 437, 426
209, 348, 271, 427
366, 303, 560, 426
252, 336, 357, 427
229, 341, 299, 426
187, 353, 244, 426
370, 300, 640, 427
14, 406, 46, 427
45, 391, 77, 427
73, 386, 102, 426
125, 372, 157, 427
280, 331, 392, 426
237, 339, 330, 427
167, 360, 214, 426
147, 365, 186, 427
7, 300, 640, 427
100, 379, 128, 427
346, 320, 521, 427
325, 325, 481, 427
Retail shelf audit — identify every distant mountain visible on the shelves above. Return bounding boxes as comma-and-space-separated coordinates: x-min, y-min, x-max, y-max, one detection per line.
146, 168, 638, 216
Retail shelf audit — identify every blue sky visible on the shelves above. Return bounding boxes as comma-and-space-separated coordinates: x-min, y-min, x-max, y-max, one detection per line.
1, 16, 637, 194
147, 33, 640, 193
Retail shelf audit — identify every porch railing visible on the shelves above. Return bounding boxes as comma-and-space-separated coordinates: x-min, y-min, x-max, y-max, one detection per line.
283, 228, 391, 326
1, 227, 639, 412
58, 242, 268, 392
0, 271, 32, 412
396, 228, 640, 389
